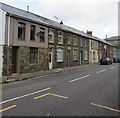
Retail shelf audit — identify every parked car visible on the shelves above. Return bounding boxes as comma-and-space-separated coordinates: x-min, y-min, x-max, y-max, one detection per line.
113, 57, 120, 63
100, 58, 112, 65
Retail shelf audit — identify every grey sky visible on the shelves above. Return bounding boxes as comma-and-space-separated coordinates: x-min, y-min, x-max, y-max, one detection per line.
0, 0, 119, 39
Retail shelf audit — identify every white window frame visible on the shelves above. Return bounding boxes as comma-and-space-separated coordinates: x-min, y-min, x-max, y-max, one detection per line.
73, 36, 77, 46
85, 40, 87, 47
57, 48, 63, 62
58, 31, 63, 44
104, 45, 107, 49
49, 30, 54, 43
84, 50, 88, 61
80, 38, 83, 47
68, 38, 71, 45
73, 49, 77, 61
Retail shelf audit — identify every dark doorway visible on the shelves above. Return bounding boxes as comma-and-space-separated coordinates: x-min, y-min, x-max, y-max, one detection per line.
12, 47, 19, 73
67, 50, 70, 66
80, 51, 83, 65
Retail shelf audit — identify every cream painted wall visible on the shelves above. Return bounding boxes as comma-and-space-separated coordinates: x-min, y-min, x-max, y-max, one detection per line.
0, 9, 5, 79
89, 40, 99, 64
0, 46, 3, 79
0, 9, 6, 45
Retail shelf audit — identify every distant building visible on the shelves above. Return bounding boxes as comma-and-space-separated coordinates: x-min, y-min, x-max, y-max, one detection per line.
105, 36, 120, 48
105, 36, 120, 58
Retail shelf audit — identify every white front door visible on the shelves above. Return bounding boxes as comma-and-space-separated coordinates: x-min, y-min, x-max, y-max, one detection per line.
49, 48, 53, 69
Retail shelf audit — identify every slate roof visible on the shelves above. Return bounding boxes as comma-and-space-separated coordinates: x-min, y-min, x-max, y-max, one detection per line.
0, 2, 114, 46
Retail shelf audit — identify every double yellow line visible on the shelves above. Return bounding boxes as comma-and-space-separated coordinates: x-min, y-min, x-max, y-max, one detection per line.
91, 103, 120, 113
0, 105, 16, 112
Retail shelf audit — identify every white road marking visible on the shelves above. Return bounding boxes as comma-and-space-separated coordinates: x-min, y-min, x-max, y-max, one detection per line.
96, 69, 106, 74
0, 87, 51, 105
69, 75, 90, 83
109, 67, 115, 70
100, 69, 106, 72
96, 71, 100, 74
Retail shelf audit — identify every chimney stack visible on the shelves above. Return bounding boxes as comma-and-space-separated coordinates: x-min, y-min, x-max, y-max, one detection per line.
60, 21, 63, 24
87, 30, 92, 36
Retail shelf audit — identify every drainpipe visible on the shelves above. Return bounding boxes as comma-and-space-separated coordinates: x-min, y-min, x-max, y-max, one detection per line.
7, 14, 11, 80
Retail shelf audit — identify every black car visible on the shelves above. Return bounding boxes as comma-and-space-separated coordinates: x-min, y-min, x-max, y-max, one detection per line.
100, 58, 112, 65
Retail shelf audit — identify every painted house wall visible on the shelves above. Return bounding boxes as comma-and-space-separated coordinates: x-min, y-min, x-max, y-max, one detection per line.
0, 9, 6, 78
2, 16, 49, 76
9, 17, 48, 48
89, 40, 99, 64
0, 9, 6, 45
0, 46, 3, 79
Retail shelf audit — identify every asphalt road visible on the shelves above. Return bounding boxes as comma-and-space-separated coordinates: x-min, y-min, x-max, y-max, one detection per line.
1, 63, 119, 117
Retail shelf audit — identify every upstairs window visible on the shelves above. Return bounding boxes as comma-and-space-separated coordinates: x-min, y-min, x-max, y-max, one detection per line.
68, 34, 71, 45
18, 22, 25, 40
85, 40, 87, 47
30, 25, 36, 41
68, 38, 71, 45
40, 28, 45, 42
58, 31, 63, 44
73, 36, 77, 46
100, 43, 101, 49
49, 30, 54, 43
91, 41, 93, 49
80, 38, 83, 47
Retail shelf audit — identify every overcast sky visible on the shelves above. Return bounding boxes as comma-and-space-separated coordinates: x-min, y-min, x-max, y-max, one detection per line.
0, 0, 119, 39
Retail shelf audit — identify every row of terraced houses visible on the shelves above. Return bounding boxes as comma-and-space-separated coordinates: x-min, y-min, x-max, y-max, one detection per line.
0, 2, 115, 81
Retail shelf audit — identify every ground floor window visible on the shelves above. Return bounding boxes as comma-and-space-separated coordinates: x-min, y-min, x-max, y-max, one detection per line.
57, 48, 63, 62
73, 49, 77, 61
84, 50, 88, 61
30, 48, 38, 63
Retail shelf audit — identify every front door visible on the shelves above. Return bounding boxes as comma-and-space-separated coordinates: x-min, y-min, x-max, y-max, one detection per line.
12, 47, 18, 73
49, 48, 53, 69
67, 50, 70, 66
80, 51, 83, 65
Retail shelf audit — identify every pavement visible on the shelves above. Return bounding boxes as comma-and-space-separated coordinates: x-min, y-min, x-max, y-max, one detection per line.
2, 63, 99, 84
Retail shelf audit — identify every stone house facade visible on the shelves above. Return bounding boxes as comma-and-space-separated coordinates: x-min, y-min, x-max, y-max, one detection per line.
48, 27, 89, 70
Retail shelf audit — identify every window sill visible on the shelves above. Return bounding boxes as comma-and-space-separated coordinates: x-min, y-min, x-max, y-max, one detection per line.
29, 63, 39, 65
58, 43, 63, 45
57, 61, 64, 63
49, 41, 54, 43
73, 60, 77, 62
18, 38, 25, 40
